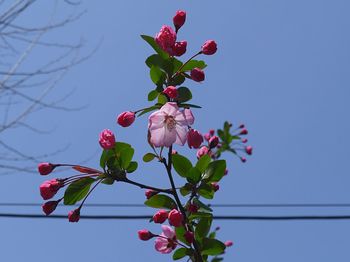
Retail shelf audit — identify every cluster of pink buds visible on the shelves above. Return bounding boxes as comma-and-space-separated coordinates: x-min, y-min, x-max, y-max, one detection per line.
152, 208, 183, 227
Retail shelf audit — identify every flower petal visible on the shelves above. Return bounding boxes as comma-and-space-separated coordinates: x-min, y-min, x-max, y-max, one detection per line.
183, 108, 194, 125
162, 225, 175, 239
148, 111, 166, 130
160, 102, 179, 116
175, 125, 188, 146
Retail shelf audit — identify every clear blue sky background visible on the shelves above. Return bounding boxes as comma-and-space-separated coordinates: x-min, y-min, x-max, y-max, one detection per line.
1, 0, 350, 261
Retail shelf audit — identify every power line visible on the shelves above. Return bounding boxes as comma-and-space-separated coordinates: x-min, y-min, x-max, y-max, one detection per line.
1, 202, 350, 208
0, 213, 350, 220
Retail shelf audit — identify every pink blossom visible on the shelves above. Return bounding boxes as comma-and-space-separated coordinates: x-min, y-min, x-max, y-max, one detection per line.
245, 146, 253, 155
68, 209, 80, 222
204, 132, 211, 141
40, 179, 62, 200
155, 225, 177, 254
138, 229, 153, 241
201, 40, 217, 55
42, 200, 59, 216
240, 128, 248, 135
209, 135, 219, 148
38, 162, 55, 176
173, 41, 187, 56
196, 146, 210, 159
191, 68, 205, 82
168, 209, 183, 227
117, 111, 135, 127
155, 25, 177, 55
173, 10, 186, 31
153, 209, 168, 224
99, 129, 116, 150
187, 129, 203, 149
145, 189, 157, 199
163, 86, 178, 99
148, 102, 192, 147
225, 240, 234, 247
183, 108, 194, 125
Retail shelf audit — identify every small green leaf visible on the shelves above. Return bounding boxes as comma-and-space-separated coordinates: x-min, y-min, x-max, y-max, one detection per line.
195, 217, 212, 240
172, 154, 193, 178
181, 60, 207, 71
178, 103, 202, 109
180, 184, 191, 196
150, 65, 165, 85
196, 155, 211, 173
100, 149, 113, 169
173, 248, 190, 260
64, 177, 95, 205
140, 35, 169, 59
189, 212, 213, 220
198, 183, 215, 199
101, 177, 115, 185
157, 93, 168, 105
202, 238, 226, 256
119, 147, 134, 170
203, 160, 226, 182
143, 153, 156, 162
208, 231, 216, 239
193, 198, 213, 212
186, 167, 201, 184
144, 194, 177, 209
145, 54, 165, 68
148, 90, 159, 101
170, 74, 185, 86
137, 105, 160, 117
177, 86, 192, 103
126, 161, 138, 173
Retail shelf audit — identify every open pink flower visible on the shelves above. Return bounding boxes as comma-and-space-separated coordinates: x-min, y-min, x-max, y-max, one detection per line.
148, 102, 193, 147
155, 225, 177, 254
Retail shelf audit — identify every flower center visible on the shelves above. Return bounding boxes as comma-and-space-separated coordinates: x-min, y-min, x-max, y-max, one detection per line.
165, 115, 176, 130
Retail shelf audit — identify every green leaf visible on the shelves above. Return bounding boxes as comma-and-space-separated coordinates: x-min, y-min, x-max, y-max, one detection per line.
175, 226, 190, 245
198, 183, 215, 199
101, 177, 115, 185
150, 65, 166, 85
126, 161, 138, 173
195, 155, 211, 173
64, 177, 95, 205
157, 93, 168, 105
119, 147, 134, 170
173, 248, 190, 260
172, 154, 193, 178
100, 149, 113, 169
177, 86, 192, 103
169, 74, 185, 86
180, 184, 191, 196
189, 212, 213, 220
195, 217, 212, 241
186, 167, 201, 184
148, 90, 159, 101
193, 198, 213, 212
144, 194, 177, 209
145, 54, 165, 68
143, 153, 156, 162
181, 60, 207, 71
140, 35, 169, 59
202, 238, 226, 256
208, 231, 216, 239
203, 160, 226, 182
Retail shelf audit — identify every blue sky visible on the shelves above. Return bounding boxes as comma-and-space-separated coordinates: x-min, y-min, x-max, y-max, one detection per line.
1, 0, 350, 261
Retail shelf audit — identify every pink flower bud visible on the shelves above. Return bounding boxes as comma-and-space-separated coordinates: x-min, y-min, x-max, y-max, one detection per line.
153, 209, 168, 224
38, 162, 55, 176
168, 209, 183, 227
209, 135, 219, 148
173, 10, 186, 31
184, 231, 194, 244
242, 138, 248, 143
211, 182, 220, 192
204, 132, 211, 141
245, 146, 253, 155
98, 129, 115, 150
225, 240, 233, 247
138, 229, 153, 241
42, 200, 59, 216
163, 86, 178, 99
145, 189, 157, 199
39, 179, 62, 200
239, 124, 245, 129
240, 157, 247, 163
209, 129, 215, 136
187, 204, 198, 213
196, 146, 210, 159
155, 25, 177, 55
201, 40, 217, 55
173, 41, 187, 56
190, 68, 205, 82
68, 209, 80, 222
240, 128, 248, 135
117, 111, 135, 127
187, 129, 203, 149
